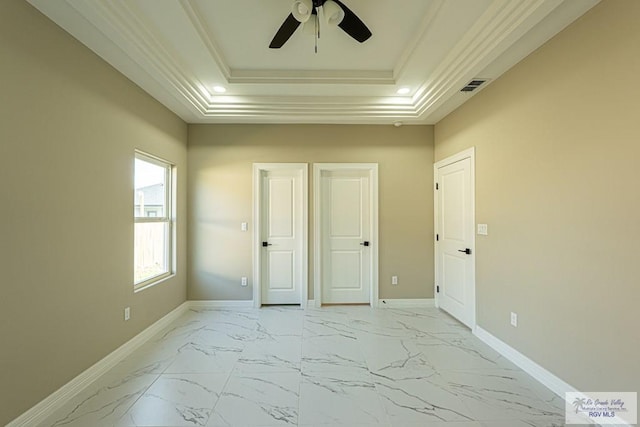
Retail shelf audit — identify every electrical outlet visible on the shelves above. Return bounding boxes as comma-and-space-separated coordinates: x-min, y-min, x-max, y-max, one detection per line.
241, 222, 248, 232
510, 312, 518, 327
241, 277, 248, 287
124, 307, 131, 321
391, 275, 398, 285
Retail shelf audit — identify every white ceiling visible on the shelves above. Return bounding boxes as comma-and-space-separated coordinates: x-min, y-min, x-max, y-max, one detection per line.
28, 0, 599, 125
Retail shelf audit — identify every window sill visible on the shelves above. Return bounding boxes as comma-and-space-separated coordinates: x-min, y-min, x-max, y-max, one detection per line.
134, 273, 175, 293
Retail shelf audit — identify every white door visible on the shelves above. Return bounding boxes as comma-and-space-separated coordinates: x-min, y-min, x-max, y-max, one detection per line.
319, 169, 372, 304
435, 149, 475, 328
255, 164, 307, 305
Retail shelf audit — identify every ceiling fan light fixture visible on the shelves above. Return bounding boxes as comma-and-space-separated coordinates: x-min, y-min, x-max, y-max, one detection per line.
292, 0, 313, 23
323, 1, 345, 26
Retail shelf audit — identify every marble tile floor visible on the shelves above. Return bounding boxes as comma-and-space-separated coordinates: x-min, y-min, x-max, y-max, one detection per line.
38, 306, 573, 427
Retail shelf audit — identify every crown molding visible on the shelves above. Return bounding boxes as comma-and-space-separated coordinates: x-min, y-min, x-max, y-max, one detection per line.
413, 0, 564, 118
26, 0, 598, 124
64, 0, 211, 114
227, 69, 394, 85
392, 0, 445, 80
178, 0, 231, 80
203, 96, 417, 119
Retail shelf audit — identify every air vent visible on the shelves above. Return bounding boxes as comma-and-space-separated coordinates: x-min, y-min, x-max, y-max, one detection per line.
461, 79, 488, 92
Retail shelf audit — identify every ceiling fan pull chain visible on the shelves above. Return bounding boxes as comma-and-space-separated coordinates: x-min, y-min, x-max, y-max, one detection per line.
315, 11, 319, 53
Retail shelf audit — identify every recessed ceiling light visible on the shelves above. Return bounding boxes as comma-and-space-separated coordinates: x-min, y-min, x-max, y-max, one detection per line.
213, 86, 226, 93
396, 87, 410, 95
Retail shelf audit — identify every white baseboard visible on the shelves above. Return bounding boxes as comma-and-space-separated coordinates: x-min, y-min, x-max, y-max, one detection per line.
474, 326, 576, 397
378, 298, 435, 308
191, 300, 315, 309
7, 302, 190, 427
188, 300, 254, 308
306, 299, 434, 309
474, 326, 633, 426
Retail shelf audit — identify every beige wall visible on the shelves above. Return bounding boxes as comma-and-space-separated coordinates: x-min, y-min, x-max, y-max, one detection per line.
0, 1, 188, 424
434, 0, 640, 392
188, 124, 434, 301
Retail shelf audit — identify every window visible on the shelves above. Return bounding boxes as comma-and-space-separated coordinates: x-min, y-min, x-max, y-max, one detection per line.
134, 151, 174, 290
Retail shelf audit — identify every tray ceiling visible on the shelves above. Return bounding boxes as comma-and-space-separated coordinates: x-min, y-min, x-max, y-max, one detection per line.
28, 0, 599, 124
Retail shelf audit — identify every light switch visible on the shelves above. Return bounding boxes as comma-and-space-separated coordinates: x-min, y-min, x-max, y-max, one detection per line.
477, 224, 488, 235
241, 222, 248, 232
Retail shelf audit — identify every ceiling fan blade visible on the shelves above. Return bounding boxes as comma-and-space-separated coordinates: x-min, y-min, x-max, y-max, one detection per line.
269, 13, 302, 48
332, 0, 372, 43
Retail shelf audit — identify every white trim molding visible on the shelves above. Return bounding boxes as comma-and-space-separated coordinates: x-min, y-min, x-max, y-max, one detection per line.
26, 0, 600, 124
7, 302, 190, 427
474, 326, 575, 397
378, 299, 435, 308
473, 326, 634, 426
8, 300, 264, 426
189, 300, 254, 309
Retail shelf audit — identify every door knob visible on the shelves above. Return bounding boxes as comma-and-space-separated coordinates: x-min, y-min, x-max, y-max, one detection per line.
262, 241, 273, 247
458, 248, 472, 255
360, 241, 370, 247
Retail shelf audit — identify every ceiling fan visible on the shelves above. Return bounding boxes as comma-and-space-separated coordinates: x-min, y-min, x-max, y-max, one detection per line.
269, 0, 372, 49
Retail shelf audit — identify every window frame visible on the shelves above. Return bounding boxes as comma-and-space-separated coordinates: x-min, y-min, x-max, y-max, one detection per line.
134, 150, 175, 292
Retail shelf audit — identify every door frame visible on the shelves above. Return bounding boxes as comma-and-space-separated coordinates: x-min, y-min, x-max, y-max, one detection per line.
313, 163, 379, 308
252, 163, 309, 308
433, 147, 476, 329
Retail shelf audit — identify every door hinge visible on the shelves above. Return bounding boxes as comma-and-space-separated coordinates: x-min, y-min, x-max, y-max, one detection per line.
436, 285, 440, 293
436, 234, 439, 241
436, 183, 439, 190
